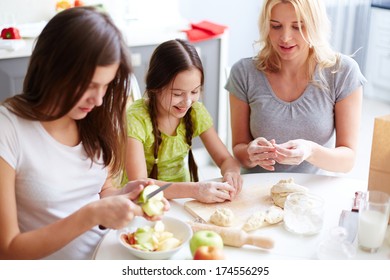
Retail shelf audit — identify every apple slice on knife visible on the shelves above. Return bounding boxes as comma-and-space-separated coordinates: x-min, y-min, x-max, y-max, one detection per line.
138, 184, 166, 217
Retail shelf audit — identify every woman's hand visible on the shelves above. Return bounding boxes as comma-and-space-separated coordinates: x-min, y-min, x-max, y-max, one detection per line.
97, 179, 170, 229
196, 181, 235, 203
247, 137, 277, 171
142, 197, 171, 221
122, 179, 170, 221
95, 193, 144, 230
222, 171, 243, 199
274, 139, 313, 165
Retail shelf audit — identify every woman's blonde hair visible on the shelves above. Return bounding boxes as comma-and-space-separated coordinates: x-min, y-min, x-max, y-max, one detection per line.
255, 0, 340, 86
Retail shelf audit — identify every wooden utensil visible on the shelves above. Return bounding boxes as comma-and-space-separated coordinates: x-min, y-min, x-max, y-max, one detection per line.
188, 221, 274, 249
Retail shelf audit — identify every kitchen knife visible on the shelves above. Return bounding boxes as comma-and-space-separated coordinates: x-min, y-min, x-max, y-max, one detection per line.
99, 183, 172, 230
143, 183, 172, 203
338, 191, 362, 243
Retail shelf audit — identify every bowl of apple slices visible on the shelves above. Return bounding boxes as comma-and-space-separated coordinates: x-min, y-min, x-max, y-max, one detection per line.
118, 216, 192, 260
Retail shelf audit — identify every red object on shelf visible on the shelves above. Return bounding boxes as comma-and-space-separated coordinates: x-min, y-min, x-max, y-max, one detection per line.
191, 21, 227, 35
74, 0, 85, 6
183, 20, 228, 42
1, 27, 21, 39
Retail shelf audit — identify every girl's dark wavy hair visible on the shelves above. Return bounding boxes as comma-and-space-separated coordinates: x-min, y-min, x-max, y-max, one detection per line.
3, 6, 133, 176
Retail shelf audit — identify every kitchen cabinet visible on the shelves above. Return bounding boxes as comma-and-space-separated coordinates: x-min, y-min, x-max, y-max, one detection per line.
364, 7, 390, 102
0, 35, 228, 151
0, 56, 29, 101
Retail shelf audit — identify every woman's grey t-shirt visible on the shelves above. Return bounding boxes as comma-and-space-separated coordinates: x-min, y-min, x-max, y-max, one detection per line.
225, 54, 366, 174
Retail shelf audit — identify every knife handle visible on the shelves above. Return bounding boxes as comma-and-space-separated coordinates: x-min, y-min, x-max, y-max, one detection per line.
352, 191, 363, 212
243, 233, 275, 249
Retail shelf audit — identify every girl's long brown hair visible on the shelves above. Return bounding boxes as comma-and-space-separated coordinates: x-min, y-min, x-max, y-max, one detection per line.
3, 7, 132, 176
145, 39, 204, 181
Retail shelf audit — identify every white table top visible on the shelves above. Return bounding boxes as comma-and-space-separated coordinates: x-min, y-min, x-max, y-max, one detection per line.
93, 173, 390, 260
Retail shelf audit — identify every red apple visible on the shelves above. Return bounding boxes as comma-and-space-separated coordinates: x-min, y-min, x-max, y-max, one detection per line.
193, 245, 225, 260
189, 230, 224, 256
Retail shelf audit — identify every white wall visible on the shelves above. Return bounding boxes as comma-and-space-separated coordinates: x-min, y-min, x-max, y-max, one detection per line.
0, 0, 262, 67
0, 0, 57, 24
179, 0, 263, 66
1, 0, 370, 69
0, 0, 183, 24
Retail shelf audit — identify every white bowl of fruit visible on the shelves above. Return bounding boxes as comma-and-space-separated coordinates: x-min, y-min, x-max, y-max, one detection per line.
118, 216, 192, 260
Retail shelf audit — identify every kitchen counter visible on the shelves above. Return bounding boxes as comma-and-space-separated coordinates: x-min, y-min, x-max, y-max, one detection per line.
93, 173, 390, 260
0, 28, 187, 60
0, 39, 35, 59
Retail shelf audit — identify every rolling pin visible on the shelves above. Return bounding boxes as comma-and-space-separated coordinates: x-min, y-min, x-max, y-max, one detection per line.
188, 221, 274, 249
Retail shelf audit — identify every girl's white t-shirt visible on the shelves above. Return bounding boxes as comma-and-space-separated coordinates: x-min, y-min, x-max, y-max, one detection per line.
0, 106, 107, 259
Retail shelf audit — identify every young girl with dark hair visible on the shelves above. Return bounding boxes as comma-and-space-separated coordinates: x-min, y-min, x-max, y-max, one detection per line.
123, 39, 242, 203
0, 7, 168, 260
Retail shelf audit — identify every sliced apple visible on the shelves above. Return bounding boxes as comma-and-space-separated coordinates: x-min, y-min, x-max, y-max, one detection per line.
133, 226, 157, 251
158, 237, 181, 251
138, 184, 165, 217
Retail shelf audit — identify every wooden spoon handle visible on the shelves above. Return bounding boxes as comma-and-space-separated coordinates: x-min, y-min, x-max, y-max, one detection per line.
244, 234, 274, 249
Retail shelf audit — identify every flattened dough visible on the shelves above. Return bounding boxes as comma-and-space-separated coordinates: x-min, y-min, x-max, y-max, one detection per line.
265, 205, 284, 224
242, 205, 284, 232
242, 211, 268, 232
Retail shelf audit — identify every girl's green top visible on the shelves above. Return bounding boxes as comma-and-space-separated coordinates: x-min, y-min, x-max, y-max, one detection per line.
122, 98, 213, 183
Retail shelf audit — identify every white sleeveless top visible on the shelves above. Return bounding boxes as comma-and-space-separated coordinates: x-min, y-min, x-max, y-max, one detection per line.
0, 106, 107, 259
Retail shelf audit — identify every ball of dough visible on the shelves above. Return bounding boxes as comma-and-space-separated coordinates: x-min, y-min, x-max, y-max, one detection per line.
270, 178, 308, 208
209, 208, 235, 227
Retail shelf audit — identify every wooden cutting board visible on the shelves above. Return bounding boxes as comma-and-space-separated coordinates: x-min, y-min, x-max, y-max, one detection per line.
184, 183, 274, 228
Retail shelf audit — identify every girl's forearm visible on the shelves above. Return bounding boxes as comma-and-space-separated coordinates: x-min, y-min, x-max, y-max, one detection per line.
220, 157, 241, 176
154, 181, 199, 200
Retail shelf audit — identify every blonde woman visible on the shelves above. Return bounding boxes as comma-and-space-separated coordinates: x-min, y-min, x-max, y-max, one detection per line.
226, 0, 366, 174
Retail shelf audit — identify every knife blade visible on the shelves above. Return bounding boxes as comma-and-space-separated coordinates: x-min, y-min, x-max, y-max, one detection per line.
99, 183, 172, 230
136, 183, 172, 205
338, 191, 362, 243
144, 183, 172, 202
